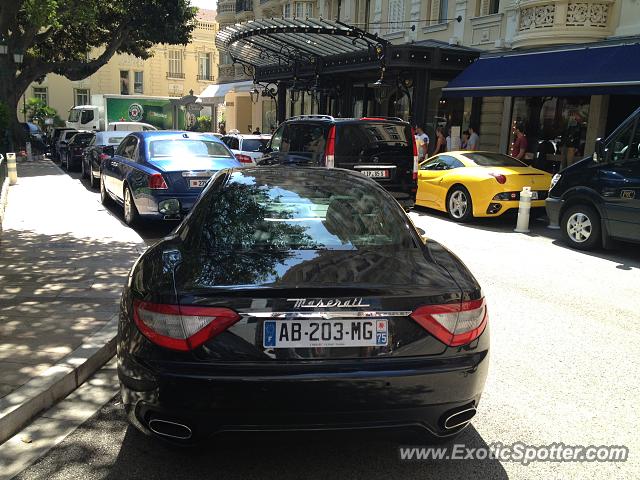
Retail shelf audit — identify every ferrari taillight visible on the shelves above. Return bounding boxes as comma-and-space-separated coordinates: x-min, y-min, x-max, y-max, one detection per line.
410, 299, 488, 346
489, 172, 507, 184
133, 300, 241, 351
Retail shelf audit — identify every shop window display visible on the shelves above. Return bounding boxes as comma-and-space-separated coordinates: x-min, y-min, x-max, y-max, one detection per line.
510, 96, 590, 172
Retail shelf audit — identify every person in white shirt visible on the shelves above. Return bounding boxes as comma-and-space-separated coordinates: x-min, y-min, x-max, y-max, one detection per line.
467, 126, 480, 151
415, 126, 430, 160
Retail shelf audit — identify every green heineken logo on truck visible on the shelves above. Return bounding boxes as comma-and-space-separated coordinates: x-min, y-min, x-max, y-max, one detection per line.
128, 103, 144, 121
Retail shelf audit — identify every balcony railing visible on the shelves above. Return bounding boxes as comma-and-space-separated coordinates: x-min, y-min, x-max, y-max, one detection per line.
197, 74, 215, 81
513, 0, 614, 48
166, 72, 185, 79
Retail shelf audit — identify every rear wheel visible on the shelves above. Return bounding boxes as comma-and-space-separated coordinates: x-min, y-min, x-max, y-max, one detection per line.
123, 185, 140, 227
81, 158, 88, 179
561, 204, 601, 250
89, 164, 98, 189
446, 186, 473, 222
100, 174, 111, 206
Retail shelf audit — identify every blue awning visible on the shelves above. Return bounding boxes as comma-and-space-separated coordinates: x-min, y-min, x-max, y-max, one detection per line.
442, 41, 640, 98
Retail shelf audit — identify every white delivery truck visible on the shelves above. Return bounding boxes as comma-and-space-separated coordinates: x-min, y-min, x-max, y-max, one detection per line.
66, 94, 185, 131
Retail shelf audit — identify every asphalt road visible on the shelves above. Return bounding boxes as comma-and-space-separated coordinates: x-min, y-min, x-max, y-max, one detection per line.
15, 168, 640, 479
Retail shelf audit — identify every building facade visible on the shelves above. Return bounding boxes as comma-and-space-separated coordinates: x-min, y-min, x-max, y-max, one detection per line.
215, 0, 640, 170
20, 9, 219, 127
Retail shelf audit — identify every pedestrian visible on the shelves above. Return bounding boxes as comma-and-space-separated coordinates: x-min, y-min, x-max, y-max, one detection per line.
253, 127, 261, 134
511, 122, 528, 162
270, 125, 276, 134
414, 125, 429, 160
433, 126, 447, 155
461, 130, 470, 149
467, 125, 480, 150
219, 123, 226, 135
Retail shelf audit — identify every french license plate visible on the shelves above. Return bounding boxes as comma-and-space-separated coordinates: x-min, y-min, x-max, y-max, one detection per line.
189, 179, 208, 188
360, 170, 389, 178
263, 319, 388, 348
530, 191, 538, 200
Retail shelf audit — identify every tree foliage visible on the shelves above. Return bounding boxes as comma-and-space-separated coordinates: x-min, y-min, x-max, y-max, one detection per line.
0, 0, 197, 140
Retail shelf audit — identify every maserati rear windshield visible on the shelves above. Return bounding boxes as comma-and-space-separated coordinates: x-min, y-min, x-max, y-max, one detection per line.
196, 170, 417, 251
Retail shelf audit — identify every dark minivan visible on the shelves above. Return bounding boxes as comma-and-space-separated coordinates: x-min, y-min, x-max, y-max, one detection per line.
546, 106, 640, 250
259, 115, 418, 208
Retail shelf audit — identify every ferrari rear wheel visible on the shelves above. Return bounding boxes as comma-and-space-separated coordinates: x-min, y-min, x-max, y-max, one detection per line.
447, 186, 473, 222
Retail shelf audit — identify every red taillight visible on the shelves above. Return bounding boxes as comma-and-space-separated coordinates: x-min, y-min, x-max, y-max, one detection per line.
148, 173, 168, 189
133, 300, 241, 351
235, 153, 253, 164
98, 153, 111, 161
325, 125, 336, 168
411, 127, 419, 180
410, 299, 488, 347
489, 172, 507, 184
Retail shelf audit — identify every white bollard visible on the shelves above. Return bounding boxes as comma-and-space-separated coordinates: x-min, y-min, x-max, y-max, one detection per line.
514, 186, 532, 233
26, 142, 33, 162
7, 153, 18, 185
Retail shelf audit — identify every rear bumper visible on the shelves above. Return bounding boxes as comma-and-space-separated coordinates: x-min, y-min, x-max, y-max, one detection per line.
139, 193, 201, 220
118, 341, 489, 442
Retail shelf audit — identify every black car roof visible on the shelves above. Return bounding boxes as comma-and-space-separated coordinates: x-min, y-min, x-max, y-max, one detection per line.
283, 115, 410, 126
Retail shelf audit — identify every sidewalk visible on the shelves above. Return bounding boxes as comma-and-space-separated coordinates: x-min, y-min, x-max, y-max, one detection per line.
0, 158, 145, 439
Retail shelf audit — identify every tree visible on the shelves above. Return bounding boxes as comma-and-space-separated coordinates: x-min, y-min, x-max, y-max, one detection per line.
0, 0, 196, 144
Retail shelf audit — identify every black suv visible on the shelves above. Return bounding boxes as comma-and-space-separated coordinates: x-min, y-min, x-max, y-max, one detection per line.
546, 106, 640, 250
259, 115, 418, 208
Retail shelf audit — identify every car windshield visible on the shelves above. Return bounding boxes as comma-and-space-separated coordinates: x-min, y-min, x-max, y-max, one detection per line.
99, 134, 128, 145
194, 170, 416, 252
71, 133, 93, 145
149, 139, 232, 158
242, 138, 269, 152
463, 152, 527, 167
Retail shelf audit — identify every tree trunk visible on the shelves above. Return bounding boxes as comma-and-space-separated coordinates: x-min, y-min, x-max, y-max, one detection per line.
0, 57, 23, 153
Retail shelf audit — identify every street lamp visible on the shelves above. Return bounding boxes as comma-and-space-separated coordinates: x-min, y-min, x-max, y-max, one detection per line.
370, 67, 393, 103
249, 85, 260, 104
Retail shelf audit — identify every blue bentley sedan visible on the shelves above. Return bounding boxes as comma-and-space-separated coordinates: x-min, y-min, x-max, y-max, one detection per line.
100, 131, 241, 225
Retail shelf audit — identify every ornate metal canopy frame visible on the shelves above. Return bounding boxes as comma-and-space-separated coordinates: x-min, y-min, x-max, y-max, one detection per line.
215, 18, 390, 83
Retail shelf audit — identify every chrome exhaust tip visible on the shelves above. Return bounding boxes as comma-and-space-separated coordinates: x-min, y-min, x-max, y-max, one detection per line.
443, 407, 477, 430
148, 418, 193, 440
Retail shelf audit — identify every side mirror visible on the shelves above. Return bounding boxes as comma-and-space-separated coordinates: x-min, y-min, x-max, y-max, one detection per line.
103, 146, 115, 157
593, 138, 604, 163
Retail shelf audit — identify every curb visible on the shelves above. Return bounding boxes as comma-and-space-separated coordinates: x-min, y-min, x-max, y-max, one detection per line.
0, 316, 118, 445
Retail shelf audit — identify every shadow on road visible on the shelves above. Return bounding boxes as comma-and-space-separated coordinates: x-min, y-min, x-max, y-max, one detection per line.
412, 206, 640, 270
16, 398, 508, 480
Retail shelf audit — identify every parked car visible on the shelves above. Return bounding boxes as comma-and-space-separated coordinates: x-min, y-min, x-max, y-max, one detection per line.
100, 131, 240, 226
258, 115, 418, 209
416, 151, 552, 222
62, 132, 95, 171
220, 133, 271, 165
56, 129, 80, 163
82, 131, 133, 188
20, 122, 47, 154
117, 165, 489, 444
49, 127, 76, 160
546, 106, 640, 250
107, 121, 158, 131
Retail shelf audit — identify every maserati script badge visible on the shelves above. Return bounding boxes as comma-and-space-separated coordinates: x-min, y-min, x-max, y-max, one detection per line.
288, 298, 370, 308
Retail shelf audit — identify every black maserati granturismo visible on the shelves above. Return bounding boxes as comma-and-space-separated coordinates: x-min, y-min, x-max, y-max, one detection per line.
117, 166, 489, 443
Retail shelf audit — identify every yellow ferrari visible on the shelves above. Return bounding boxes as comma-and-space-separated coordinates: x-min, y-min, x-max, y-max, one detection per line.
416, 151, 552, 222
